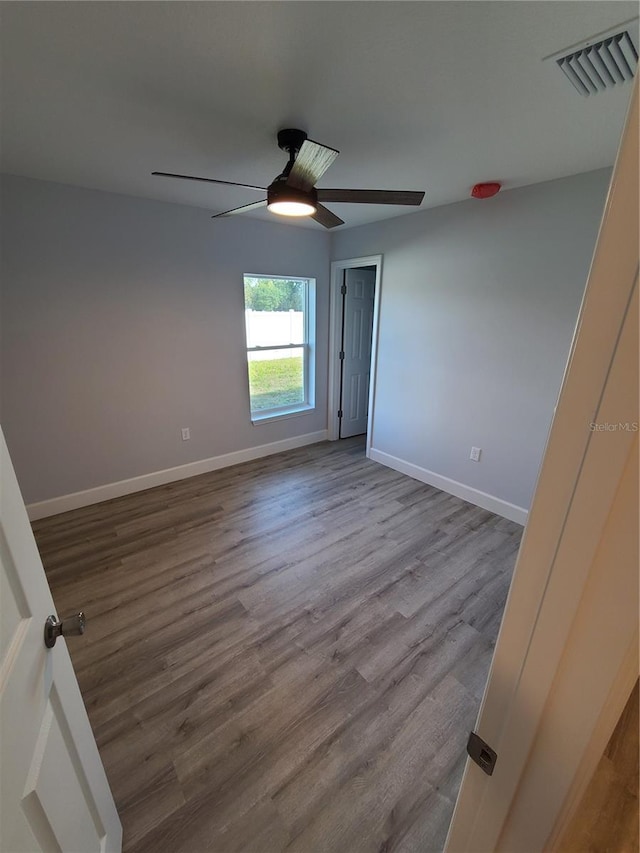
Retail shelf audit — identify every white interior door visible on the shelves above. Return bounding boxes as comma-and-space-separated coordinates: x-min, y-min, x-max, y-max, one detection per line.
0, 429, 121, 852
340, 267, 375, 438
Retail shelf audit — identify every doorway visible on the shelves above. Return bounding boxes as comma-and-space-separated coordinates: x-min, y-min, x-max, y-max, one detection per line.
339, 266, 375, 438
328, 255, 382, 448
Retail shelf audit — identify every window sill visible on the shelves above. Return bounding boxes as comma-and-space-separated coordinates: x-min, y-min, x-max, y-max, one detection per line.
251, 405, 315, 426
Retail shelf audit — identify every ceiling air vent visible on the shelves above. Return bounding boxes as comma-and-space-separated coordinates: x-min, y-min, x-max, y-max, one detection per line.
557, 30, 638, 96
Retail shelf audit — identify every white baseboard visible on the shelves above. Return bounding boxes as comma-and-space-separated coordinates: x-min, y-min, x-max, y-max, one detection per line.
27, 430, 328, 521
368, 447, 528, 525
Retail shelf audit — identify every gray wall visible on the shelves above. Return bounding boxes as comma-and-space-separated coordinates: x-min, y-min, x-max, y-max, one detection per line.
332, 170, 611, 510
0, 175, 330, 504
1, 170, 610, 511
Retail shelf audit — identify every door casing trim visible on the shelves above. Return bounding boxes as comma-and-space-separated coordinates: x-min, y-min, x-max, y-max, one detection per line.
328, 255, 383, 452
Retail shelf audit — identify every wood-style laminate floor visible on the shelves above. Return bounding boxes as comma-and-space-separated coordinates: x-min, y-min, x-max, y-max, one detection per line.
33, 438, 523, 853
556, 681, 639, 852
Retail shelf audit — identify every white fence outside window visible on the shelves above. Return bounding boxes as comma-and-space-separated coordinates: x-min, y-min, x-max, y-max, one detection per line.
245, 310, 304, 360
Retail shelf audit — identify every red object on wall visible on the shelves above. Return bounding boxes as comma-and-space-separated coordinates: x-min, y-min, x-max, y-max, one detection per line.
471, 182, 501, 199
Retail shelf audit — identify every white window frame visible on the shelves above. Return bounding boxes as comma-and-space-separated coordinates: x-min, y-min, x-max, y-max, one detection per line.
243, 274, 316, 424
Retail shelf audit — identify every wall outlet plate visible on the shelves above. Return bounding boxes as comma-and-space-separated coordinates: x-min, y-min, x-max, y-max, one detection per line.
181, 428, 191, 441
470, 446, 481, 462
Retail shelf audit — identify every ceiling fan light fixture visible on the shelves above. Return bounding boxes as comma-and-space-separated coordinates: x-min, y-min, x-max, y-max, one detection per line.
268, 200, 316, 217
155, 128, 425, 228
267, 181, 317, 217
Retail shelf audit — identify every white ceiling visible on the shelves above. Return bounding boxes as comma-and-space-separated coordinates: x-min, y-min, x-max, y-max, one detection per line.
0, 1, 636, 230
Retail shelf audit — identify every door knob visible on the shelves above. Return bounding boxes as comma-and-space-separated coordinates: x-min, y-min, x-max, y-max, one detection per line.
44, 611, 86, 649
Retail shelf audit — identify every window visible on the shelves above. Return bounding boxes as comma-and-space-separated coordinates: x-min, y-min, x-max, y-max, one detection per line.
243, 275, 315, 422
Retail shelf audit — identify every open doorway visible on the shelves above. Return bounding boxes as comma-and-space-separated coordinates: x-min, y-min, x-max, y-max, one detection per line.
328, 255, 382, 448
338, 266, 375, 438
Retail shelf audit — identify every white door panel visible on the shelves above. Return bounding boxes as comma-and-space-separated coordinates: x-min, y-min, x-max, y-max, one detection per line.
0, 429, 121, 852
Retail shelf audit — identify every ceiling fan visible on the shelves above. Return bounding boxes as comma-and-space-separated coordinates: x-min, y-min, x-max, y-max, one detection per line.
152, 128, 425, 229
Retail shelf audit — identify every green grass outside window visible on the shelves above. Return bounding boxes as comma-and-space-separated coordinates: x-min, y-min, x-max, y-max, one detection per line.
249, 356, 304, 411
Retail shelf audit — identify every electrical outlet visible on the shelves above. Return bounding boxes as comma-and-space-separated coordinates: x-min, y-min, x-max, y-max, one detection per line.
181, 427, 191, 441
470, 446, 481, 462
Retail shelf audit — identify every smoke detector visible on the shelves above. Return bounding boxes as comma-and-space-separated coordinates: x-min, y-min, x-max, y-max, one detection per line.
471, 183, 501, 199
545, 21, 639, 96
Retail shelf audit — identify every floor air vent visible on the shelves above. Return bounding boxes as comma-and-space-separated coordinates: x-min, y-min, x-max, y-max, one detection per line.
557, 30, 638, 96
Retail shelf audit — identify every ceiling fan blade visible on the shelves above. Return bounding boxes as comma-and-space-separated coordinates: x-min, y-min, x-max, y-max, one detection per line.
286, 139, 339, 191
211, 199, 268, 219
317, 189, 425, 206
152, 171, 266, 192
311, 204, 344, 229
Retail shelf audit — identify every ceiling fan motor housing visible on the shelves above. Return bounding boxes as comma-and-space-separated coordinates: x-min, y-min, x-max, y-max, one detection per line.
277, 128, 308, 154
267, 178, 317, 209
